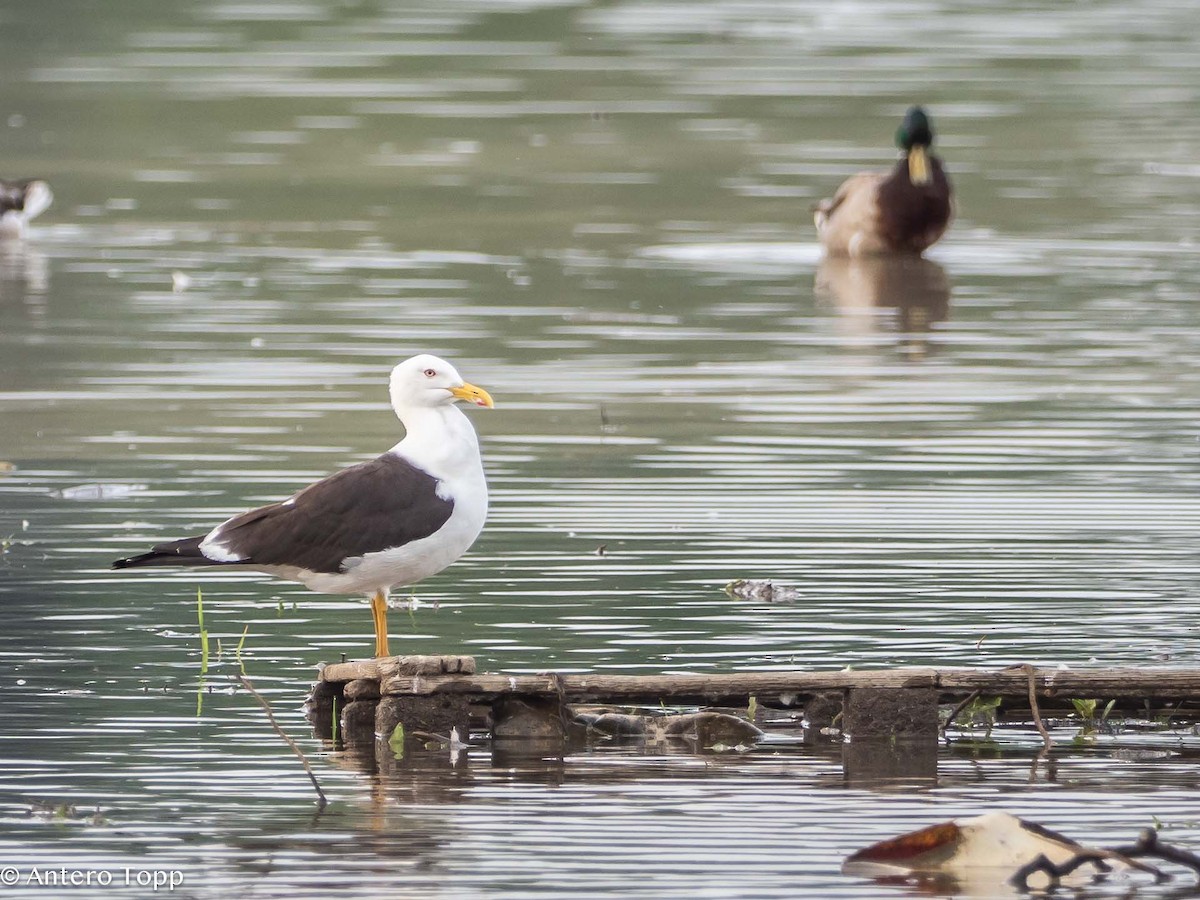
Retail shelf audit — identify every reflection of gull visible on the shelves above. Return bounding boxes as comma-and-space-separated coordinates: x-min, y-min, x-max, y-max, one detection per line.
0, 239, 50, 318
814, 106, 953, 257
0, 179, 53, 239
815, 255, 951, 355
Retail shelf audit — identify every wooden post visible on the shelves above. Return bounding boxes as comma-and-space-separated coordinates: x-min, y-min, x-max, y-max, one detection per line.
312, 655, 478, 747
376, 694, 472, 746
372, 655, 477, 749
843, 687, 939, 739
331, 678, 377, 745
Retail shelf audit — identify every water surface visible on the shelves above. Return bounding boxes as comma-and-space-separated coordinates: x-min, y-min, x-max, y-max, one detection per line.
2, 1, 1200, 896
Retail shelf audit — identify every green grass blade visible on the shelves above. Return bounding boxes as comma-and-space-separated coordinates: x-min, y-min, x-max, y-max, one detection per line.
197, 587, 210, 675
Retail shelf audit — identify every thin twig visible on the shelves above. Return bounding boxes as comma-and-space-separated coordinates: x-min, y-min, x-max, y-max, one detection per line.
551, 672, 572, 732
1112, 828, 1200, 881
1011, 850, 1160, 890
1010, 827, 1199, 890
237, 674, 328, 808
1022, 664, 1053, 752
942, 689, 981, 736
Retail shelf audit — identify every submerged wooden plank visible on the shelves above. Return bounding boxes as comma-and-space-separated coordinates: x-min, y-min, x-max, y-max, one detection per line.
321, 659, 380, 683
936, 666, 1200, 699
313, 663, 1200, 751
371, 667, 1200, 703
321, 654, 476, 684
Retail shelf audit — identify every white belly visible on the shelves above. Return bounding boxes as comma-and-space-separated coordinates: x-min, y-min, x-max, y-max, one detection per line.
259, 473, 487, 596
251, 403, 488, 598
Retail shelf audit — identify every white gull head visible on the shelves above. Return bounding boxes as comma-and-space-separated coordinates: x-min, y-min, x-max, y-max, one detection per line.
389, 354, 494, 418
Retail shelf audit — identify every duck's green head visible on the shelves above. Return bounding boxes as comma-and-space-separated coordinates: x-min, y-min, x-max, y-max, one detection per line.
895, 106, 935, 150
896, 106, 936, 185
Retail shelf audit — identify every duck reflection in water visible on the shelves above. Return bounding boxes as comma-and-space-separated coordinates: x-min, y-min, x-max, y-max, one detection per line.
0, 240, 49, 320
814, 254, 951, 359
0, 178, 52, 320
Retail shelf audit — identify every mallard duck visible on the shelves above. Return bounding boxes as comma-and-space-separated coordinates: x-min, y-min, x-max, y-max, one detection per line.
815, 107, 952, 256
0, 179, 53, 238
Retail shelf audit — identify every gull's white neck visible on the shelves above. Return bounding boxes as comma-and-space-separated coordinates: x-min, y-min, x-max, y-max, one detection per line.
390, 403, 481, 479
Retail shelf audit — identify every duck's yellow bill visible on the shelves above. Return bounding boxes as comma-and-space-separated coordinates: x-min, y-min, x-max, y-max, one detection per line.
908, 146, 931, 185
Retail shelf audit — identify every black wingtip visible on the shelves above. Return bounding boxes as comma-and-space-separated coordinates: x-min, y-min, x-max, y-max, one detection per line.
110, 538, 227, 570
111, 548, 193, 569
111, 553, 151, 569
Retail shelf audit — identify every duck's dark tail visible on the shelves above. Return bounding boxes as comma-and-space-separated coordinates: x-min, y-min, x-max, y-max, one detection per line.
111, 536, 221, 569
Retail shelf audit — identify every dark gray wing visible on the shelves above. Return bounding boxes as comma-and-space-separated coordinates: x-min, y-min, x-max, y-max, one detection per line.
113, 454, 453, 574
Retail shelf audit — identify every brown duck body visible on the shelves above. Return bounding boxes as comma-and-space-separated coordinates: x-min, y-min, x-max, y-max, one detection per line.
815, 155, 952, 257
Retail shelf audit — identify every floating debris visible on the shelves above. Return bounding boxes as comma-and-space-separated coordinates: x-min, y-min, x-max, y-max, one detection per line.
573, 706, 765, 748
843, 811, 1200, 889
724, 579, 802, 603
52, 483, 148, 501
28, 800, 108, 826
844, 813, 1088, 879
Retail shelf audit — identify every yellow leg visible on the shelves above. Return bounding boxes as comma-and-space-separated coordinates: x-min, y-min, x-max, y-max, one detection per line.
370, 590, 390, 658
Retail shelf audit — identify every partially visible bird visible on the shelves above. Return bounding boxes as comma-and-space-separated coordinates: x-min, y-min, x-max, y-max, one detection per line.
814, 106, 952, 257
843, 811, 1132, 883
0, 179, 53, 238
112, 354, 495, 658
